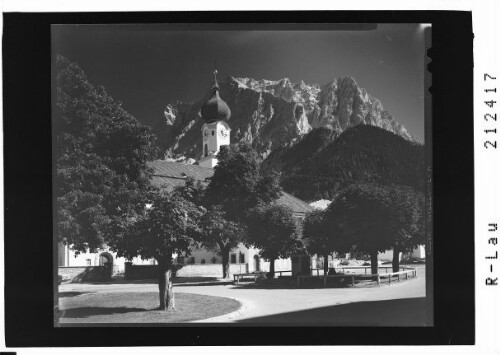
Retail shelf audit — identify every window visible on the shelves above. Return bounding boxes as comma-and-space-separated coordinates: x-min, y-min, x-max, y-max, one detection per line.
211, 256, 218, 264
239, 253, 245, 264
212, 130, 215, 136
86, 259, 91, 266
204, 144, 208, 157
188, 256, 195, 264
230, 254, 237, 264
201, 259, 206, 264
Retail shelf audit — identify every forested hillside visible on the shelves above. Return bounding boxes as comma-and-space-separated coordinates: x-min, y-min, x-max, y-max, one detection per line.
263, 125, 425, 202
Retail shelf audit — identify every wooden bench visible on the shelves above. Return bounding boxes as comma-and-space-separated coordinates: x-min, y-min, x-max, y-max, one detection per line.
233, 273, 261, 284
377, 268, 417, 285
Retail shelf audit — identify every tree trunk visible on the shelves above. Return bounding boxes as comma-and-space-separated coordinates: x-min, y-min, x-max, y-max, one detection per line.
221, 249, 231, 279
392, 247, 400, 273
157, 257, 175, 310
370, 251, 379, 278
267, 258, 275, 279
324, 253, 334, 275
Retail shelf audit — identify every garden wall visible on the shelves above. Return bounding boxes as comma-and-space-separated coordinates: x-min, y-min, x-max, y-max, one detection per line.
124, 263, 158, 280
124, 263, 251, 279
58, 266, 111, 283
124, 261, 293, 280
177, 263, 249, 277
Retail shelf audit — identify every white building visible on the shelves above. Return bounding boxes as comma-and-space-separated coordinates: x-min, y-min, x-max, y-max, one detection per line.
58, 70, 313, 281
58, 70, 425, 282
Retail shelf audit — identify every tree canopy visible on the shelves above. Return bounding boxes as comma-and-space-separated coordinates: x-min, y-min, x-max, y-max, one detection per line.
247, 204, 303, 276
200, 206, 245, 253
54, 55, 158, 253
106, 187, 204, 310
323, 182, 425, 273
302, 209, 349, 274
204, 141, 282, 222
107, 189, 204, 261
199, 205, 246, 278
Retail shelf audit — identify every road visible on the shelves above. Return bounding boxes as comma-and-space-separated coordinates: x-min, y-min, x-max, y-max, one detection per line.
59, 265, 429, 325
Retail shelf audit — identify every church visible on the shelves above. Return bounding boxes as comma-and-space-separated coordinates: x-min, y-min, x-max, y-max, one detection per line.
58, 71, 314, 281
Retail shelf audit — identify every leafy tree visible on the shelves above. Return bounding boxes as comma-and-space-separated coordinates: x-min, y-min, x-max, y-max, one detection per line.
204, 141, 282, 222
387, 185, 425, 271
247, 204, 303, 278
174, 177, 245, 279
324, 184, 392, 275
323, 183, 425, 275
175, 176, 206, 206
107, 188, 204, 310
302, 209, 350, 275
200, 205, 245, 279
202, 142, 283, 278
54, 55, 158, 253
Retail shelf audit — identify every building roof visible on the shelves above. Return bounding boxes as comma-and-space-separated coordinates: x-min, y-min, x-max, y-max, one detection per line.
200, 72, 231, 123
276, 191, 314, 216
147, 160, 313, 215
148, 160, 213, 185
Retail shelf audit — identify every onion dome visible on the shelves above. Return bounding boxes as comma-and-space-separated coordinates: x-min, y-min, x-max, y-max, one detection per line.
201, 70, 231, 123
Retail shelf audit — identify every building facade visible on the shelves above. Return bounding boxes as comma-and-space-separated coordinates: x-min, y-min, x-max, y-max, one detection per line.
58, 70, 425, 281
58, 70, 311, 280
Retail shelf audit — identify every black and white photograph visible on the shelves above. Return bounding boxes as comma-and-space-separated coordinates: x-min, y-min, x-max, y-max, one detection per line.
52, 23, 432, 326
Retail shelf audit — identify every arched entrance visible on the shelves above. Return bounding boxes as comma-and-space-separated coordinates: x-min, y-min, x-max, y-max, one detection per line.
98, 252, 113, 279
253, 255, 260, 272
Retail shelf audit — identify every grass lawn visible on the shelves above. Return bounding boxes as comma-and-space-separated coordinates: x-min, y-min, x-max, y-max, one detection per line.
58, 291, 241, 324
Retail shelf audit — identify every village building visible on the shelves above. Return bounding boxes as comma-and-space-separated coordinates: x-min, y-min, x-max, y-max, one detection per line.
58, 70, 424, 282
58, 70, 313, 281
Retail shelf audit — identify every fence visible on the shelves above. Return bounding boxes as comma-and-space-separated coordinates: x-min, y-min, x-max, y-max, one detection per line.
296, 267, 417, 287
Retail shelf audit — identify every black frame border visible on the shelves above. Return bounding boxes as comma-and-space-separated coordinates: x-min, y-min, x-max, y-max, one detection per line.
3, 11, 474, 346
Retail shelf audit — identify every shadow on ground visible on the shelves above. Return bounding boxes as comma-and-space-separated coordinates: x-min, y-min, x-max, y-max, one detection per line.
59, 291, 91, 298
237, 297, 429, 326
60, 306, 149, 318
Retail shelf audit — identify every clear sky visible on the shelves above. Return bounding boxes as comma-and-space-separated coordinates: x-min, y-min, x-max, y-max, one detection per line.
53, 24, 426, 142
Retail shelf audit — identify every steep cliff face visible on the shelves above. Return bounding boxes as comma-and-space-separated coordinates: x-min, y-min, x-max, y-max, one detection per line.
153, 75, 414, 161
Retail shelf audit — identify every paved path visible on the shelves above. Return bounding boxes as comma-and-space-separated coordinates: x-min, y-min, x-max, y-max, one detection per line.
59, 265, 428, 325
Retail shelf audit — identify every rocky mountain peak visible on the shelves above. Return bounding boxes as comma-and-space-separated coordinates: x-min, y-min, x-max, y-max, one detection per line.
152, 75, 415, 162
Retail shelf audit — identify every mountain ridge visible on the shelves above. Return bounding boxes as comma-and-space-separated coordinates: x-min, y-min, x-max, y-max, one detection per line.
152, 75, 415, 162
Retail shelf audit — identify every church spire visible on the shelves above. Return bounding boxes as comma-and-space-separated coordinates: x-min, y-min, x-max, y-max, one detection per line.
198, 68, 231, 169
201, 68, 230, 123
212, 68, 220, 91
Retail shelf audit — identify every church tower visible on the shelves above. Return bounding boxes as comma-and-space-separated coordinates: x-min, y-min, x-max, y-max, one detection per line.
198, 70, 231, 168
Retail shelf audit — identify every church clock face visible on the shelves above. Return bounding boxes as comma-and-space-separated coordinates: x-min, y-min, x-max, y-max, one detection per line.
219, 128, 228, 138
